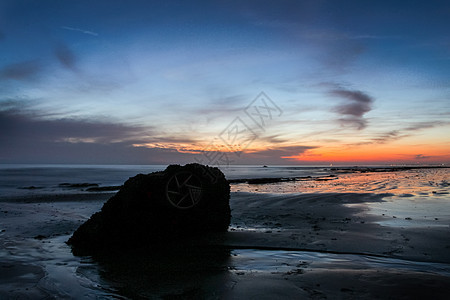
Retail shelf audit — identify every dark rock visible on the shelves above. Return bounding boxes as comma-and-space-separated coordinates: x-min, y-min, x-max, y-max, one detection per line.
68, 164, 230, 255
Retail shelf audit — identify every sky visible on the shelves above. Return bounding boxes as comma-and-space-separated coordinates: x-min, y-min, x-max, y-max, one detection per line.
1, 0, 449, 165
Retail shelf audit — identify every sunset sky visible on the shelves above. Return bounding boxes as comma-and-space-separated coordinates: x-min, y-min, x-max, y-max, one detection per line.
1, 0, 449, 165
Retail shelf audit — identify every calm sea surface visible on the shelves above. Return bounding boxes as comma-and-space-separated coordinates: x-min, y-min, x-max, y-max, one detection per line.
0, 164, 329, 197
0, 164, 448, 200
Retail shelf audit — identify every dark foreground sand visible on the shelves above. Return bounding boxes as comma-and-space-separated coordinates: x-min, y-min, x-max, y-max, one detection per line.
1, 191, 449, 299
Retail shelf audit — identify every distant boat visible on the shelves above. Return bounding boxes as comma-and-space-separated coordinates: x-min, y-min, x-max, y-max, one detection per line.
263, 165, 268, 168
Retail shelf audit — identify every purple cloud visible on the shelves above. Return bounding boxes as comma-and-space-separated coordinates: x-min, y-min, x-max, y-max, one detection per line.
329, 88, 374, 130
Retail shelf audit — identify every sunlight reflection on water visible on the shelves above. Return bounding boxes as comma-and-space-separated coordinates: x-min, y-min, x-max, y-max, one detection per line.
230, 249, 450, 275
231, 168, 449, 196
231, 168, 450, 228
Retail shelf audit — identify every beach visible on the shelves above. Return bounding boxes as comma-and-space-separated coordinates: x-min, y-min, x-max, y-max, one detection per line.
0, 166, 449, 299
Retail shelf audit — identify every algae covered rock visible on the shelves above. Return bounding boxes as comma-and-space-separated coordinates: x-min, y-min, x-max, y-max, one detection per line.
68, 164, 230, 255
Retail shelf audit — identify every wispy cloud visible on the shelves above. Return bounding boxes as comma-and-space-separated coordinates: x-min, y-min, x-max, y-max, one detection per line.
404, 121, 448, 132
350, 35, 402, 40
61, 26, 98, 36
329, 87, 374, 130
0, 60, 42, 81
351, 121, 449, 146
368, 130, 402, 144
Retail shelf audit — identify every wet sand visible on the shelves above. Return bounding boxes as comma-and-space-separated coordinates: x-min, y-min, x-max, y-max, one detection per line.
1, 185, 449, 299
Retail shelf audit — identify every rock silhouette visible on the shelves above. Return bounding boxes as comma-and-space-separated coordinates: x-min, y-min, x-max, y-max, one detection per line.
68, 164, 230, 255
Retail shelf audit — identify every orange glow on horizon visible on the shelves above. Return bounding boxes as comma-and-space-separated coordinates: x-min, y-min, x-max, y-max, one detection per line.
282, 144, 450, 164
133, 139, 450, 165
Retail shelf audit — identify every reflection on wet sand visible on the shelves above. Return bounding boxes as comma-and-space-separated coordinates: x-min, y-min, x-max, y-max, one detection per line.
232, 168, 449, 196
91, 239, 231, 299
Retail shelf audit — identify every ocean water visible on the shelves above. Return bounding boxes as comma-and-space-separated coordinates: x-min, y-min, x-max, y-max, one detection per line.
0, 164, 332, 198
0, 164, 448, 199
0, 164, 166, 198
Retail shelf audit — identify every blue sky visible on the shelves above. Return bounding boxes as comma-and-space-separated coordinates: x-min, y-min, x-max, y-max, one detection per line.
1, 0, 449, 165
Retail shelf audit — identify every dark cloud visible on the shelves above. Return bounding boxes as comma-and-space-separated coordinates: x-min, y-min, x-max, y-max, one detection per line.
0, 108, 147, 163
55, 43, 77, 71
329, 88, 374, 130
370, 130, 402, 144
0, 139, 196, 165
415, 154, 430, 160
0, 60, 42, 80
336, 117, 368, 131
249, 145, 315, 157
330, 89, 373, 116
0, 108, 144, 144
0, 107, 198, 164
404, 121, 447, 132
0, 106, 319, 165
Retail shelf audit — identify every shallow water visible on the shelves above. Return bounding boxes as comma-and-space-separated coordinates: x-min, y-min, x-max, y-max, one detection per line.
233, 168, 450, 228
231, 168, 449, 196
0, 235, 123, 299
353, 195, 450, 228
231, 249, 450, 276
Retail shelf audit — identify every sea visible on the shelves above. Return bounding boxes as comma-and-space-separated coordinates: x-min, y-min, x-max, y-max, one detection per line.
0, 164, 448, 199
0, 164, 330, 198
